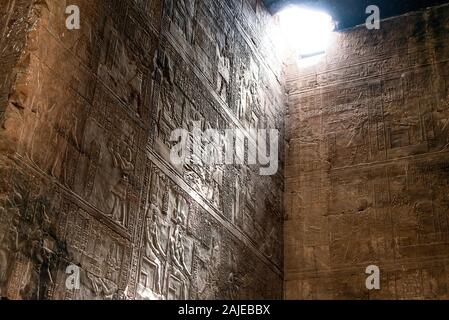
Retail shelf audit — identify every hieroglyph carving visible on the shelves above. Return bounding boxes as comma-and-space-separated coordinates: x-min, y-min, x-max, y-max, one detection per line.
215, 34, 231, 101
107, 140, 134, 227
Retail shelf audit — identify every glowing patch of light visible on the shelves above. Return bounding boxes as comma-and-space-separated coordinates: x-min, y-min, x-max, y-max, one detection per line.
277, 6, 334, 63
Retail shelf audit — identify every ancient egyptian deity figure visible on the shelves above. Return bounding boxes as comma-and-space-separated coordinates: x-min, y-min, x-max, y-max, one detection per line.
170, 223, 191, 276
109, 144, 134, 227
144, 197, 166, 295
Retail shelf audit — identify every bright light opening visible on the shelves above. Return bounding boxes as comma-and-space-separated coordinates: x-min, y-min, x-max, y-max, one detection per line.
276, 6, 335, 63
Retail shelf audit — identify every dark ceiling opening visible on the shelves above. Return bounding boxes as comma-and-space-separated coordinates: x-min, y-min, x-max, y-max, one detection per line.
263, 0, 449, 29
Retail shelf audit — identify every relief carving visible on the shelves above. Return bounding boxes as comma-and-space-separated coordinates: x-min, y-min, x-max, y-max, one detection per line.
72, 270, 119, 300
137, 167, 195, 300
196, 233, 221, 299
142, 197, 166, 297
107, 141, 134, 227
79, 118, 137, 229
98, 18, 144, 117
1, 0, 284, 301
237, 58, 262, 128
215, 34, 231, 101
169, 223, 191, 277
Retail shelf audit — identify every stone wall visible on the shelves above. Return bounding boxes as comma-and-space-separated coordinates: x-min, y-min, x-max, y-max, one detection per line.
0, 0, 284, 300
284, 4, 449, 299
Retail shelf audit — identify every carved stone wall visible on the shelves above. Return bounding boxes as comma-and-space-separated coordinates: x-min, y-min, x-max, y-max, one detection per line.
285, 4, 449, 299
0, 0, 284, 299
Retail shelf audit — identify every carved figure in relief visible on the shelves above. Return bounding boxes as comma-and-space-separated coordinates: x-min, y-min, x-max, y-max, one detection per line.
184, 163, 206, 198
144, 197, 166, 295
237, 58, 262, 126
28, 227, 56, 299
151, 173, 167, 214
170, 0, 195, 42
250, 81, 261, 114
0, 250, 7, 289
239, 166, 255, 217
170, 223, 191, 276
182, 112, 208, 195
25, 97, 58, 166
160, 86, 175, 119
206, 166, 222, 209
198, 236, 220, 298
153, 50, 179, 146
100, 20, 143, 116
173, 194, 187, 226
260, 227, 276, 259
216, 35, 231, 100
83, 139, 101, 197
107, 242, 122, 274
184, 106, 205, 163
226, 253, 241, 300
0, 230, 9, 289
126, 69, 143, 116
107, 142, 134, 227
86, 273, 118, 300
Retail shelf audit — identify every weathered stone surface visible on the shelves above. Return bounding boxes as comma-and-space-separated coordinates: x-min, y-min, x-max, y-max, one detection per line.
5, 0, 449, 301
284, 4, 449, 299
0, 0, 284, 300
